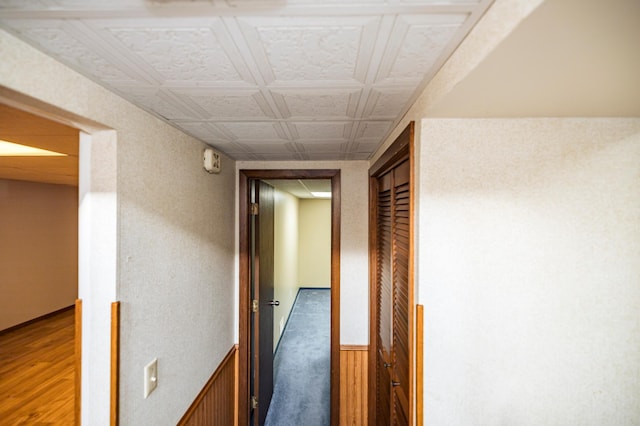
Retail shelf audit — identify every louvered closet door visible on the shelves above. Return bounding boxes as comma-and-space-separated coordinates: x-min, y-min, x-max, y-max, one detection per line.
376, 171, 393, 425
375, 159, 411, 425
392, 160, 410, 425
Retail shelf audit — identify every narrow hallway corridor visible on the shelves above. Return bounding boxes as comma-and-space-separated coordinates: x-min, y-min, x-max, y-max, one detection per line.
265, 289, 330, 426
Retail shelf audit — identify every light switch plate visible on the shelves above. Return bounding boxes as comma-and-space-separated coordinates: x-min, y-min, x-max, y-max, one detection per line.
144, 358, 158, 398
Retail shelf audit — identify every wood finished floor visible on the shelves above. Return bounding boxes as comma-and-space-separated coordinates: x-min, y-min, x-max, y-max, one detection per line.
0, 309, 75, 425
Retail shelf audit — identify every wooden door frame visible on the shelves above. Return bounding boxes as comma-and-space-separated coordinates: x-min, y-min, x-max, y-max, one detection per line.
238, 169, 341, 426
368, 122, 415, 425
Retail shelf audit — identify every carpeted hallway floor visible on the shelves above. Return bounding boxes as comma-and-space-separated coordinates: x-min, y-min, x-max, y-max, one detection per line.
265, 288, 331, 426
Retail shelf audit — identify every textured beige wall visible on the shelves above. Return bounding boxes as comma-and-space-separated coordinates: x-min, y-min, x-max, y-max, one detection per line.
298, 199, 331, 288
273, 188, 299, 349
237, 161, 369, 345
0, 179, 78, 330
419, 118, 640, 424
0, 30, 237, 425
117, 119, 236, 426
430, 0, 640, 118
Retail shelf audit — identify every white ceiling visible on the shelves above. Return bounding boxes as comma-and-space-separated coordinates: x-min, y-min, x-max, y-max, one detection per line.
0, 0, 492, 161
264, 178, 331, 199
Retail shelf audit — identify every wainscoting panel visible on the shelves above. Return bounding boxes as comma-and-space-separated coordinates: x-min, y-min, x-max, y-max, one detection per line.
340, 345, 368, 425
178, 345, 238, 426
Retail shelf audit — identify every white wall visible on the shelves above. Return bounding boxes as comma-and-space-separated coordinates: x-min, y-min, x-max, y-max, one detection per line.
298, 199, 332, 288
273, 188, 299, 348
0, 179, 78, 330
237, 161, 369, 345
419, 118, 640, 424
1, 30, 237, 425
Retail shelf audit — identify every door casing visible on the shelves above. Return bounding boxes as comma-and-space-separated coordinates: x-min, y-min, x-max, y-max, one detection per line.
238, 169, 341, 426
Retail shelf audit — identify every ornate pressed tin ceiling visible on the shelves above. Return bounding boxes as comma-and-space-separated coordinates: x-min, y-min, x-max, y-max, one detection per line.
0, 0, 492, 161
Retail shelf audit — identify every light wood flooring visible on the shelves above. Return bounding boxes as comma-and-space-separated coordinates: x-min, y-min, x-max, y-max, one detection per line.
0, 308, 75, 425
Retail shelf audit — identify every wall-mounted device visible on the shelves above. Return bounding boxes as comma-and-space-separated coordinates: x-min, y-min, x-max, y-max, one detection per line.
143, 358, 158, 398
203, 148, 221, 174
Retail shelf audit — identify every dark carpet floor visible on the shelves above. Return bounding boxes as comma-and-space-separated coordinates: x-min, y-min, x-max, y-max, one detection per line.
264, 288, 331, 426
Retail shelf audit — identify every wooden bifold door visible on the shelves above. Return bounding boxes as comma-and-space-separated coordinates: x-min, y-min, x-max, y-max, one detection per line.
369, 122, 414, 425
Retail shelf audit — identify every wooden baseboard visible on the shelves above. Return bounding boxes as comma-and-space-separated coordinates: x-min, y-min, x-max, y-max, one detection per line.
340, 345, 368, 426
178, 345, 238, 426
0, 304, 74, 335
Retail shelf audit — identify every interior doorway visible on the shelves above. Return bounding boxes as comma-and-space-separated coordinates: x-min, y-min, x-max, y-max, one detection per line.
0, 103, 80, 423
239, 169, 341, 426
263, 178, 333, 425
0, 87, 119, 423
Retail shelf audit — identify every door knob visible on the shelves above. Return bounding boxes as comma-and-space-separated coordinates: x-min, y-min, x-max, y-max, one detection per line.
268, 300, 280, 306
392, 381, 401, 387
383, 362, 392, 369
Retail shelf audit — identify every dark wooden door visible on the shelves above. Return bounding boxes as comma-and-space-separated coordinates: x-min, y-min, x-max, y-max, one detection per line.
372, 155, 412, 425
250, 180, 275, 426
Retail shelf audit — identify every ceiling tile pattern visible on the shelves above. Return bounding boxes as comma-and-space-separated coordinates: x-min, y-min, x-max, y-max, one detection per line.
0, 0, 492, 161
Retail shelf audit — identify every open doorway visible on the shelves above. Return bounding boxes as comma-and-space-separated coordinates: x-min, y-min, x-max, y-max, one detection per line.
238, 170, 341, 426
264, 178, 332, 425
0, 103, 80, 423
0, 87, 118, 424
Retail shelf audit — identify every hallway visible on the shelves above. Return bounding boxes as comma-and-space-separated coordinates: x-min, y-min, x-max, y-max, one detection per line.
265, 289, 331, 426
0, 0, 638, 423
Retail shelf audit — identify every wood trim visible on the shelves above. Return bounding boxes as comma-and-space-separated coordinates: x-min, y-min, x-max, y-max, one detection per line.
238, 169, 341, 426
416, 305, 424, 426
330, 171, 341, 426
75, 299, 82, 426
340, 346, 368, 426
178, 345, 238, 425
370, 123, 413, 177
340, 345, 369, 351
234, 344, 239, 426
367, 171, 379, 426
408, 120, 416, 426
110, 302, 120, 426
238, 172, 249, 425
